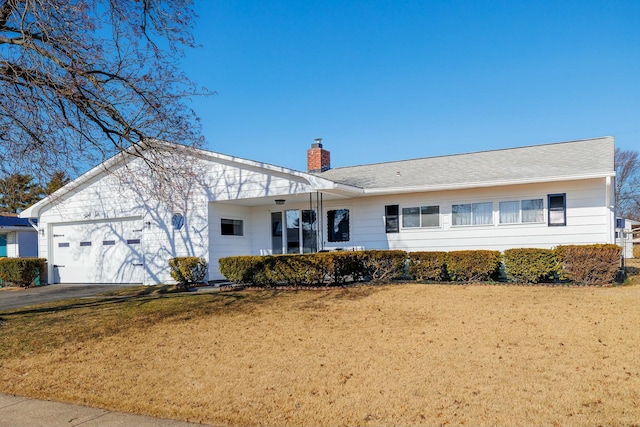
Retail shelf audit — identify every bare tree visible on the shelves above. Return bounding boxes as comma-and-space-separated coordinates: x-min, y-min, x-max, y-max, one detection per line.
0, 0, 207, 180
615, 148, 640, 221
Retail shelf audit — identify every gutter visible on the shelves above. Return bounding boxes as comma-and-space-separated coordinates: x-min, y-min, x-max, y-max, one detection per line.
361, 172, 616, 195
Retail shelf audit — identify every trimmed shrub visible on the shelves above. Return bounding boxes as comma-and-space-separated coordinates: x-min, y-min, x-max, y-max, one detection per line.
324, 251, 367, 284
503, 248, 558, 284
633, 245, 640, 259
408, 252, 448, 281
0, 258, 46, 287
219, 256, 266, 285
361, 250, 407, 282
446, 250, 501, 282
268, 254, 327, 286
556, 244, 621, 285
168, 257, 208, 290
219, 250, 408, 287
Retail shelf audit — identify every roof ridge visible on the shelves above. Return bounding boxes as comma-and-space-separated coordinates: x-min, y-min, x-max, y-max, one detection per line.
323, 136, 613, 171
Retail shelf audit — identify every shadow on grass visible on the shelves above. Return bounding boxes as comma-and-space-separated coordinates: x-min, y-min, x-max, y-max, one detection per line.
0, 288, 285, 318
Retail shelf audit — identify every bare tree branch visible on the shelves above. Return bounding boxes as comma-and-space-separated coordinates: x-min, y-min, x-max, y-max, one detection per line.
615, 147, 640, 221
0, 0, 209, 181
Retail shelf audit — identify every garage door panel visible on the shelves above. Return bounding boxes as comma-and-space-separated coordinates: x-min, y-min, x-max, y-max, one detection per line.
52, 218, 144, 284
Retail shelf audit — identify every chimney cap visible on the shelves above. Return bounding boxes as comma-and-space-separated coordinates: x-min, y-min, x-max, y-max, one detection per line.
312, 137, 323, 148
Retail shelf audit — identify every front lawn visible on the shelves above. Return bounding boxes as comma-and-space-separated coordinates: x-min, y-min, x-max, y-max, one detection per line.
0, 280, 639, 426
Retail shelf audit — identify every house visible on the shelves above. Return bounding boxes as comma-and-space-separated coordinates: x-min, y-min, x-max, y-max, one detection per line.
616, 217, 639, 259
20, 136, 616, 285
0, 213, 38, 258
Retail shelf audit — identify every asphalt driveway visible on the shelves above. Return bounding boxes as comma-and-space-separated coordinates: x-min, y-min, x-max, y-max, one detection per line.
0, 284, 132, 311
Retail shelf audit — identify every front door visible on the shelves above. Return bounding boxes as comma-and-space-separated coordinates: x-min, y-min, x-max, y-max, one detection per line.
271, 210, 317, 254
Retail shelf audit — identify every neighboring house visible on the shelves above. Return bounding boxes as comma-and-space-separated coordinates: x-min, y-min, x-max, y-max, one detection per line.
20, 136, 616, 285
616, 218, 639, 259
0, 213, 38, 258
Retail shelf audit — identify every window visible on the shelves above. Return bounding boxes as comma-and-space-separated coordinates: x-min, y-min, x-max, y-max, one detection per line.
221, 218, 243, 236
327, 209, 350, 242
58, 242, 70, 248
499, 199, 544, 224
499, 201, 520, 224
522, 199, 544, 223
126, 239, 141, 245
452, 202, 493, 226
103, 240, 116, 246
79, 241, 91, 247
402, 205, 440, 228
548, 194, 566, 226
385, 205, 399, 233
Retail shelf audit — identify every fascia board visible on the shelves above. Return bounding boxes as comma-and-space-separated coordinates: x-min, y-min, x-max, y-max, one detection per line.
361, 172, 615, 196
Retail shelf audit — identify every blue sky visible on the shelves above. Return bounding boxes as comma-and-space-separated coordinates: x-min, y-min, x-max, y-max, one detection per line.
182, 0, 640, 172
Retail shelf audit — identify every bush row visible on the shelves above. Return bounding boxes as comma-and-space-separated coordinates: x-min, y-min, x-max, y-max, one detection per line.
219, 250, 407, 287
0, 258, 47, 288
219, 244, 622, 287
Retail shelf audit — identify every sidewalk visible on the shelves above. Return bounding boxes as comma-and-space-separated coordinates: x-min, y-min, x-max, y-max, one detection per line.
0, 393, 213, 427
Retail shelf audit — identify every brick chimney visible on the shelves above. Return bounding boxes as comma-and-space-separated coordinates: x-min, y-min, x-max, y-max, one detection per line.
307, 138, 330, 173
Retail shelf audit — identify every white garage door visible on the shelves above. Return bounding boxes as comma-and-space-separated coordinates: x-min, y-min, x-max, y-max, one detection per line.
51, 218, 144, 284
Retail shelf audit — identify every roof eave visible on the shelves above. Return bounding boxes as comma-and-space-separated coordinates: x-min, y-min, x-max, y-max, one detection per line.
361, 172, 615, 195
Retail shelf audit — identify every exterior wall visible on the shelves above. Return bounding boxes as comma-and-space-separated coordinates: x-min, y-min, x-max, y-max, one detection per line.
617, 219, 640, 259
5, 232, 17, 257
339, 178, 612, 253
16, 231, 38, 257
206, 178, 612, 280
37, 154, 316, 284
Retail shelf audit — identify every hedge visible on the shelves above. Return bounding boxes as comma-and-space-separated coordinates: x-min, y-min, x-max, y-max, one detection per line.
555, 244, 621, 285
218, 245, 624, 287
0, 258, 46, 288
503, 248, 557, 284
219, 251, 407, 287
446, 250, 502, 282
361, 250, 407, 282
408, 252, 448, 282
168, 257, 208, 289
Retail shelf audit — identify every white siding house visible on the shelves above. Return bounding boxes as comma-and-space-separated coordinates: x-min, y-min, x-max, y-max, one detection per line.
20, 136, 616, 284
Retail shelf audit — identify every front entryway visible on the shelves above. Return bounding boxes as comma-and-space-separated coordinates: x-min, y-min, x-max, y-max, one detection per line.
271, 209, 317, 254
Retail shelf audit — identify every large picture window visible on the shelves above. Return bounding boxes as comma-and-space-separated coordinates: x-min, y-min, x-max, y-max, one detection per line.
548, 194, 566, 226
328, 209, 350, 242
452, 202, 493, 226
402, 205, 440, 228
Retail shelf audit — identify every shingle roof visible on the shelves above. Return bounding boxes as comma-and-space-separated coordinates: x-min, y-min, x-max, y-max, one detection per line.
316, 137, 614, 190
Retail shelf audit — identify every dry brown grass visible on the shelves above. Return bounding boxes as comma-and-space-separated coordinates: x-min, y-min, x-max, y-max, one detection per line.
1, 284, 639, 427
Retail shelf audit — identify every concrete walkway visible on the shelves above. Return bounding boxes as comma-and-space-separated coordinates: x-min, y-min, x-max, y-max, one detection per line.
0, 393, 213, 427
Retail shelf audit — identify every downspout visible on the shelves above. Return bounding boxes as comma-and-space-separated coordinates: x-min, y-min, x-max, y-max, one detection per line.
27, 218, 38, 232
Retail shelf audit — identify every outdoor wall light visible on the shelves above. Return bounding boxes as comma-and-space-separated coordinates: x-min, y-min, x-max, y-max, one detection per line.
275, 199, 286, 205
145, 221, 152, 228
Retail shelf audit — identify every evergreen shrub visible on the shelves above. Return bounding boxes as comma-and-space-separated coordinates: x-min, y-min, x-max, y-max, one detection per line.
503, 248, 558, 284
0, 258, 46, 288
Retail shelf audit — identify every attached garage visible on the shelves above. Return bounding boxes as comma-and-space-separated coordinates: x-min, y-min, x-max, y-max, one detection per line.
50, 217, 144, 284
